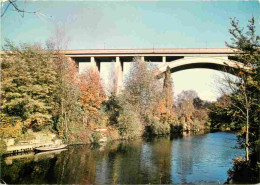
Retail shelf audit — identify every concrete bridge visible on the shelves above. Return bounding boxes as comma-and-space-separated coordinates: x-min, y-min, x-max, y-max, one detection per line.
64, 48, 241, 92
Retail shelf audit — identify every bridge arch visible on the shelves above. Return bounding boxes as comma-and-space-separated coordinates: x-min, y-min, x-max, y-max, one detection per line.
158, 57, 247, 75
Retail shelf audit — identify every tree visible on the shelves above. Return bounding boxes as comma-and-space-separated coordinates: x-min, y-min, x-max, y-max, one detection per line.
209, 95, 236, 131
177, 90, 197, 123
124, 57, 162, 118
122, 57, 173, 136
212, 17, 260, 183
159, 66, 176, 126
193, 97, 204, 109
225, 17, 260, 162
47, 26, 82, 141
162, 66, 174, 112
1, 40, 57, 132
52, 55, 82, 140
176, 90, 209, 131
79, 67, 106, 126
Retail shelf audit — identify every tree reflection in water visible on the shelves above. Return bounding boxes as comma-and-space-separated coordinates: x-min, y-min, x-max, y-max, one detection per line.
1, 132, 243, 184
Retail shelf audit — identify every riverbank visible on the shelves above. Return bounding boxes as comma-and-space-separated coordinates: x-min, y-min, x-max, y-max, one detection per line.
0, 130, 63, 155
1, 126, 209, 155
1, 126, 120, 155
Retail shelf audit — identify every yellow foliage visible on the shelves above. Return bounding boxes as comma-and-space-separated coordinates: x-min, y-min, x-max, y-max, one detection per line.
0, 114, 22, 139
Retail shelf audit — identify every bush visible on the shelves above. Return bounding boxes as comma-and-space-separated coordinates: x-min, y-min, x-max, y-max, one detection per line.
0, 139, 7, 155
170, 124, 183, 133
145, 116, 170, 136
68, 127, 92, 144
91, 132, 102, 144
104, 95, 121, 125
227, 156, 260, 184
117, 104, 142, 139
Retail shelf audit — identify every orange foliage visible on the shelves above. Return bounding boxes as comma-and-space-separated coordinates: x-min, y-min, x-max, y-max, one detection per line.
79, 68, 106, 124
65, 57, 79, 85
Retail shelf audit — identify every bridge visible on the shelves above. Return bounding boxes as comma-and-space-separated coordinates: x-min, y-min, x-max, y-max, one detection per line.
63, 48, 241, 92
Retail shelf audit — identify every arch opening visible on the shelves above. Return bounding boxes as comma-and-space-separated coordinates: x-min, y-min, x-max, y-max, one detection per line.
158, 57, 247, 76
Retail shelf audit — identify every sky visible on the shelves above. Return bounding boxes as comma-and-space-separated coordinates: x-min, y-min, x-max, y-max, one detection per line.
1, 0, 260, 101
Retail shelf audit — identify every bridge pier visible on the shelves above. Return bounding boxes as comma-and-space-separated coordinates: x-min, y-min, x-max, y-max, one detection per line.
115, 57, 124, 94
91, 57, 100, 71
162, 56, 166, 65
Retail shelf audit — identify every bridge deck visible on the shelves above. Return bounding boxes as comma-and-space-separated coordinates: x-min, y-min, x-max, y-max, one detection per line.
62, 48, 235, 56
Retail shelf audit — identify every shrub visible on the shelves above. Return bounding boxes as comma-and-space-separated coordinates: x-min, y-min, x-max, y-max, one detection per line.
145, 116, 170, 136
104, 95, 121, 125
150, 119, 170, 136
91, 132, 102, 144
170, 124, 183, 133
0, 139, 7, 155
0, 114, 22, 139
227, 156, 260, 184
117, 104, 142, 139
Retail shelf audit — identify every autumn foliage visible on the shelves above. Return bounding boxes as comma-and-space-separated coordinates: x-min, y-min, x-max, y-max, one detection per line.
79, 68, 106, 126
1, 41, 57, 133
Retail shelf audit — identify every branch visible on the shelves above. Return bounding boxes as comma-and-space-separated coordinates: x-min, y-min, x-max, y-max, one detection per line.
1, 0, 39, 18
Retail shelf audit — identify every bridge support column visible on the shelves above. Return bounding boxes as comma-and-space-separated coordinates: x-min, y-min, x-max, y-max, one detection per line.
91, 57, 99, 71
162, 56, 166, 64
115, 56, 123, 94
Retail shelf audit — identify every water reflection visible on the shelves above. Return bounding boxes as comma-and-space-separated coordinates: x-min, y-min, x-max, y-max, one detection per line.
1, 132, 243, 184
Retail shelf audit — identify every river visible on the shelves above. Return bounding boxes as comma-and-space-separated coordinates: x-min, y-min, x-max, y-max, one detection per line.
1, 131, 244, 184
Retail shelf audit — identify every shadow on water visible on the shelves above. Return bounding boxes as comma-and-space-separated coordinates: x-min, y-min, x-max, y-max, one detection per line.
1, 131, 243, 184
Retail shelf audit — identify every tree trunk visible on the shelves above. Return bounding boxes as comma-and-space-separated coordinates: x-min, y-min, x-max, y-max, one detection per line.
246, 106, 249, 161
243, 76, 249, 162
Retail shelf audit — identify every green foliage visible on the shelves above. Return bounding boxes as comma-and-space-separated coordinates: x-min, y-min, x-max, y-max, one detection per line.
209, 95, 238, 131
210, 17, 260, 183
226, 17, 260, 157
146, 117, 170, 136
52, 54, 83, 142
1, 41, 57, 131
227, 157, 260, 184
91, 132, 102, 144
1, 41, 83, 143
104, 95, 121, 125
117, 103, 142, 139
0, 139, 7, 155
170, 124, 183, 133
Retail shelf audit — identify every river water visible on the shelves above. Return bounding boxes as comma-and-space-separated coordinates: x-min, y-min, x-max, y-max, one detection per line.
1, 132, 244, 184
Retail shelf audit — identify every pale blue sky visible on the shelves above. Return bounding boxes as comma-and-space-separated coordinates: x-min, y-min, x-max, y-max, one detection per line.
1, 1, 260, 101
